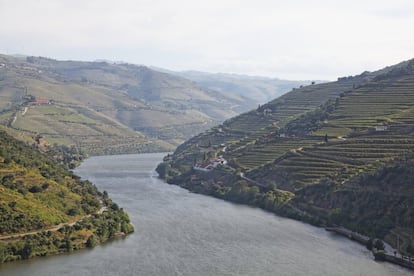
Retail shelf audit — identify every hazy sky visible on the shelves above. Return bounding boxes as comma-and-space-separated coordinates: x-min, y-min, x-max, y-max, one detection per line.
1, 0, 413, 80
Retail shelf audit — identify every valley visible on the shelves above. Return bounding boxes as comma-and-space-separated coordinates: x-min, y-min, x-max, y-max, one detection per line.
158, 58, 414, 260
0, 54, 300, 155
2, 53, 414, 269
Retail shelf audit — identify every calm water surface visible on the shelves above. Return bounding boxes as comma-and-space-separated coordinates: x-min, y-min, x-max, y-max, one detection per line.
0, 153, 412, 275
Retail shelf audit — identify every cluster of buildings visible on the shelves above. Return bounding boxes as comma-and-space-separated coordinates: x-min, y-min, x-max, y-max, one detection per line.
22, 94, 53, 105
193, 157, 227, 172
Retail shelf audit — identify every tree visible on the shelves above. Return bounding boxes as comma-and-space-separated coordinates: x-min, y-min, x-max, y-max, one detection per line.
156, 162, 169, 178
267, 182, 276, 191
0, 244, 9, 263
366, 238, 373, 250
29, 185, 43, 193
67, 208, 78, 216
21, 241, 32, 259
64, 237, 72, 251
86, 235, 97, 248
328, 208, 344, 225
406, 243, 413, 254
110, 203, 119, 211
247, 186, 260, 203
41, 182, 49, 190
262, 192, 276, 210
374, 239, 385, 251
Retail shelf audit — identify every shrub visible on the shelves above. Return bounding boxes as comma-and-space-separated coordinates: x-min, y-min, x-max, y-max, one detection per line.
29, 186, 43, 193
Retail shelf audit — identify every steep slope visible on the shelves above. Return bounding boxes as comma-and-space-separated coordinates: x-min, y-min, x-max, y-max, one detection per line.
0, 54, 252, 153
159, 59, 414, 255
0, 131, 134, 262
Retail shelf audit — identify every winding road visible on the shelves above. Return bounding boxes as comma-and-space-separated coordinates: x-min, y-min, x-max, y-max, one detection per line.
0, 206, 107, 241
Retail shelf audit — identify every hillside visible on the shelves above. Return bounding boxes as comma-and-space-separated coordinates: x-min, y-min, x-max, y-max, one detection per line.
0, 131, 134, 262
160, 69, 310, 107
158, 58, 414, 256
0, 54, 256, 154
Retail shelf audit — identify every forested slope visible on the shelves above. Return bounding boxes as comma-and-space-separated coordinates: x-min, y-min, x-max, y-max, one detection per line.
0, 131, 134, 262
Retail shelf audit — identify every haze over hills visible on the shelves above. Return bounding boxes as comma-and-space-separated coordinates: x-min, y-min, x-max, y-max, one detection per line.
177, 71, 314, 105
158, 58, 414, 256
0, 54, 300, 155
152, 68, 311, 107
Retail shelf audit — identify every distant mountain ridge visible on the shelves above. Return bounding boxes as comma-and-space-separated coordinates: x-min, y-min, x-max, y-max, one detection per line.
153, 68, 313, 106
0, 54, 299, 154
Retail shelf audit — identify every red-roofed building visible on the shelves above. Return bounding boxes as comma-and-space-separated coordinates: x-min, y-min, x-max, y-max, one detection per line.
30, 98, 50, 105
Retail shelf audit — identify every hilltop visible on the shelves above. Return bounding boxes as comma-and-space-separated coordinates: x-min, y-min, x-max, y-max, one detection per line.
0, 130, 134, 262
156, 69, 310, 107
0, 54, 284, 155
158, 58, 414, 256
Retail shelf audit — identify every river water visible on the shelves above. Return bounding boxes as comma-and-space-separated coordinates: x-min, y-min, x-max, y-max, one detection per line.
0, 153, 412, 275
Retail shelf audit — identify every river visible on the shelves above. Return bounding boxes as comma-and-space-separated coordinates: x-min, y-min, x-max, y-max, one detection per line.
0, 153, 412, 275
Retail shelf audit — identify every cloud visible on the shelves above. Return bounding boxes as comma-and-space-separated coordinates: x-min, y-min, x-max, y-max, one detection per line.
0, 0, 413, 79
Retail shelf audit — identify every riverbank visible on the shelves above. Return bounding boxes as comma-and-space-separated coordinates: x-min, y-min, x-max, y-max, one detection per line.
160, 165, 414, 272
3, 153, 410, 276
326, 227, 414, 271
0, 201, 133, 263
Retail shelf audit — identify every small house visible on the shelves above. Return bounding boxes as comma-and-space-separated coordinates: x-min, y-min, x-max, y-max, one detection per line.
193, 157, 227, 172
375, 126, 388, 131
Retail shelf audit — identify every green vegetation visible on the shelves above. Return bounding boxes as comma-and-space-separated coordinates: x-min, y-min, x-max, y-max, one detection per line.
0, 202, 133, 262
159, 58, 414, 256
0, 202, 133, 263
159, 162, 294, 209
0, 131, 134, 263
0, 54, 280, 154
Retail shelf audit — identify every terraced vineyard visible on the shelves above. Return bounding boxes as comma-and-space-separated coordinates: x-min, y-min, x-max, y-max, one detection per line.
245, 69, 414, 189
262, 80, 360, 123
161, 58, 414, 254
222, 79, 362, 137
175, 74, 371, 161
315, 75, 414, 134
6, 104, 167, 155
249, 134, 414, 189
230, 138, 317, 170
1, 53, 272, 155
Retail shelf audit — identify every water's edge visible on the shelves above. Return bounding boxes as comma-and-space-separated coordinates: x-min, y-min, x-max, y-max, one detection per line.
0, 153, 410, 276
